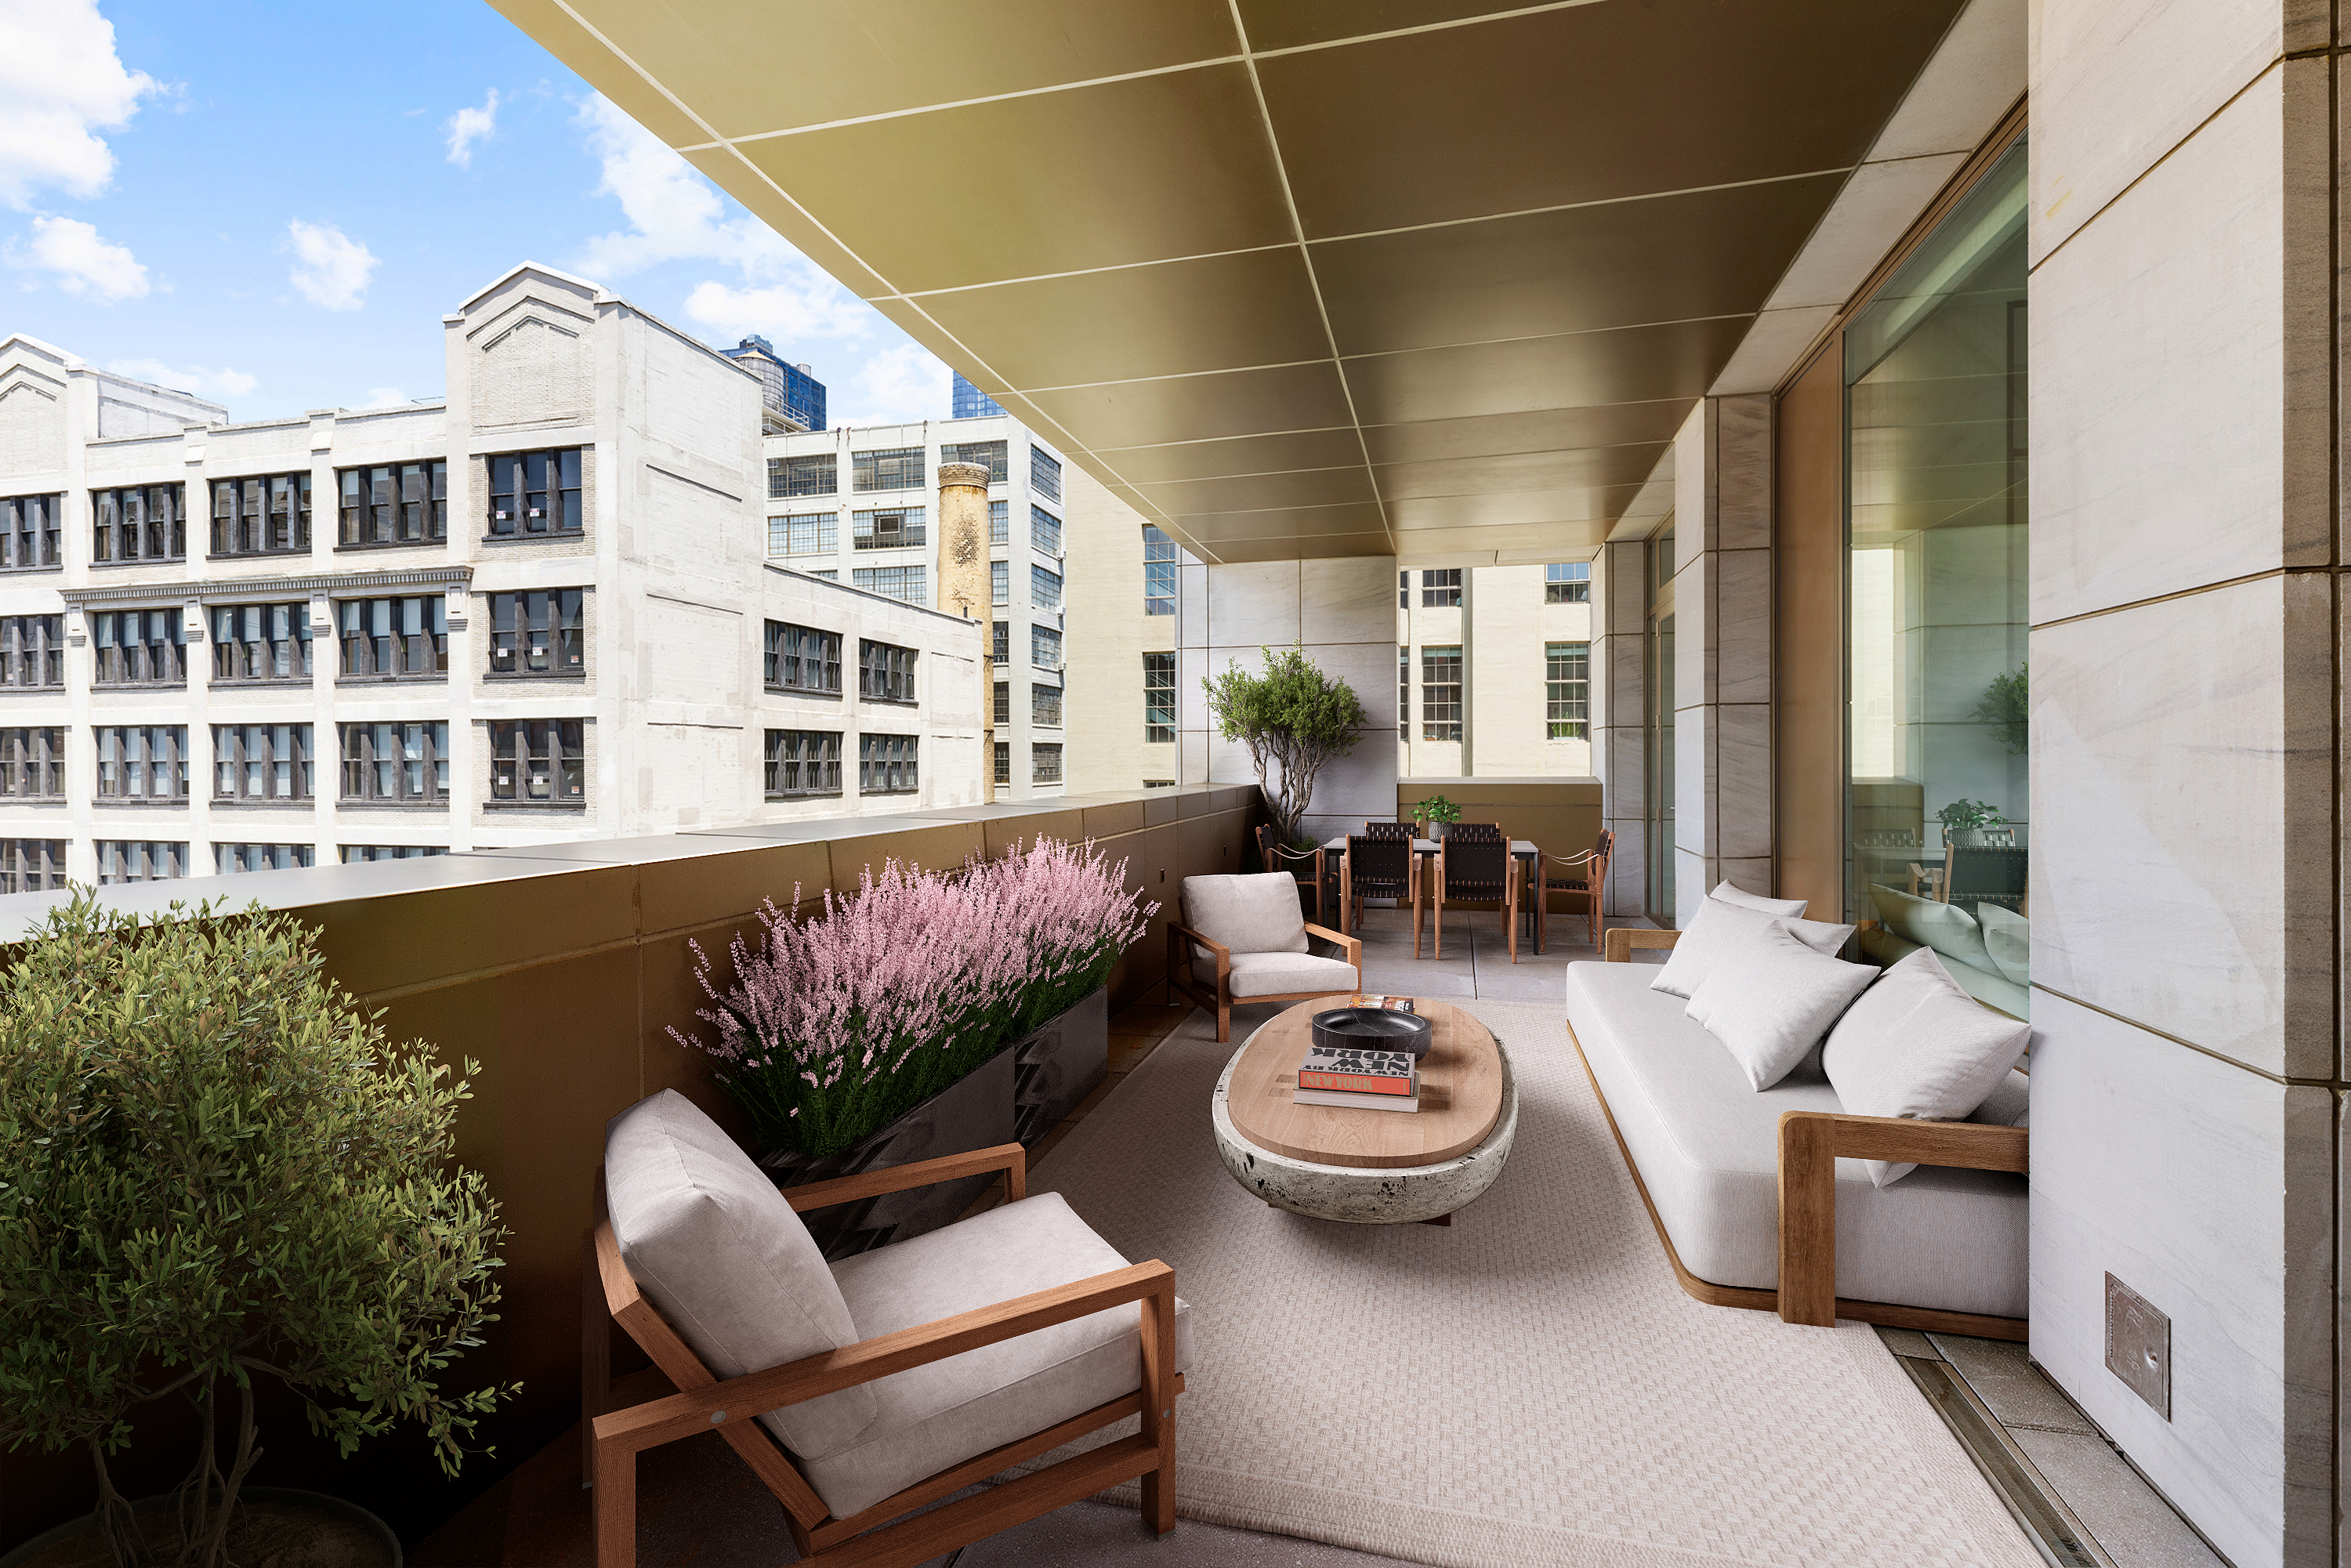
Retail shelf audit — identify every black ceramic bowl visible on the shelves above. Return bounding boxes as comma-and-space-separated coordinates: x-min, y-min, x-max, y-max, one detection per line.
1310, 1006, 1433, 1059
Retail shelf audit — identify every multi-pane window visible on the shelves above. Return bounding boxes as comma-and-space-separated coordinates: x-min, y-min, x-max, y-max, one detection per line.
993, 741, 1010, 785
991, 560, 1009, 606
96, 840, 187, 884
765, 621, 842, 694
1030, 506, 1061, 556
940, 440, 1007, 482
339, 722, 450, 804
217, 843, 313, 875
211, 603, 313, 683
1030, 446, 1062, 502
852, 447, 924, 492
0, 729, 64, 798
1420, 646, 1463, 741
1032, 625, 1062, 670
339, 596, 447, 679
2, 616, 63, 686
490, 720, 585, 804
769, 454, 836, 498
853, 507, 926, 549
1421, 568, 1462, 607
993, 681, 1010, 726
2, 494, 61, 570
859, 733, 918, 793
342, 844, 447, 862
91, 610, 186, 686
808, 569, 837, 581
487, 448, 584, 535
1546, 562, 1592, 603
92, 483, 186, 563
769, 512, 836, 556
212, 724, 313, 802
763, 730, 842, 798
210, 474, 311, 556
1398, 646, 1410, 741
1545, 641, 1591, 738
860, 639, 916, 703
488, 590, 585, 678
94, 726, 189, 800
338, 462, 447, 546
991, 621, 1009, 665
1032, 683, 1062, 726
1145, 527, 1177, 615
852, 566, 926, 606
1144, 652, 1176, 744
988, 500, 1009, 545
0, 839, 65, 893
1398, 570, 1409, 609
1031, 563, 1063, 610
1032, 744, 1063, 783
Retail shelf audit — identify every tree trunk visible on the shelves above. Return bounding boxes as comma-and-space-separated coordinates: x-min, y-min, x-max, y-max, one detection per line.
89, 1435, 143, 1568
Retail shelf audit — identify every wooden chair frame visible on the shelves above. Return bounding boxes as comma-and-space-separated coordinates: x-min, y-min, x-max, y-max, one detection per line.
1254, 823, 1324, 925
583, 1144, 1185, 1568
1432, 834, 1516, 963
1336, 837, 1422, 956
1165, 918, 1364, 1044
1575, 928, 2029, 1341
1535, 831, 1610, 954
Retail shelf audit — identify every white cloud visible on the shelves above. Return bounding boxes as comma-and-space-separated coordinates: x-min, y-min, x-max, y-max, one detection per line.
830, 342, 952, 429
4, 214, 145, 300
107, 357, 255, 400
682, 278, 874, 345
286, 219, 376, 310
360, 386, 408, 407
444, 89, 498, 168
0, 0, 157, 208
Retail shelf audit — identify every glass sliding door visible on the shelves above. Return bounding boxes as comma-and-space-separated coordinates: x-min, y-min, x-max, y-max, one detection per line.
1645, 523, 1676, 923
1844, 137, 2029, 1014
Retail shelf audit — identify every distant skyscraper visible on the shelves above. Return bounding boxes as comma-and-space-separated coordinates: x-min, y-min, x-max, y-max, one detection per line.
951, 371, 1007, 421
723, 335, 827, 432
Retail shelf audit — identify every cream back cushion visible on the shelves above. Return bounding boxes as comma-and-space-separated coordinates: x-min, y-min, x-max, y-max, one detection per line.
1181, 872, 1310, 960
1708, 880, 1806, 918
1685, 921, 1878, 1090
1650, 894, 1854, 1001
1823, 949, 2032, 1186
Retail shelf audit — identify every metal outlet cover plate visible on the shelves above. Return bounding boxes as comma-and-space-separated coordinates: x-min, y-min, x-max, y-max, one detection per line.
2104, 1272, 2171, 1420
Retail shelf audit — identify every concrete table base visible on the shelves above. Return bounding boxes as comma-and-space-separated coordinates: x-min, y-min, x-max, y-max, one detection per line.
1211, 1027, 1519, 1224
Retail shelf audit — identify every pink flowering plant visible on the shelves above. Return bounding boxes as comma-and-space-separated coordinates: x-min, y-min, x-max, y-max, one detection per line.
672, 838, 1154, 1157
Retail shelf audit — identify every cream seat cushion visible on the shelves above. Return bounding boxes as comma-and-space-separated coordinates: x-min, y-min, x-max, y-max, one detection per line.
806, 1193, 1195, 1519
1219, 950, 1360, 998
1182, 871, 1357, 994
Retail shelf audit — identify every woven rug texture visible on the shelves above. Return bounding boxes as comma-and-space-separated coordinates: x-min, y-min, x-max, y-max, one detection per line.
1020, 998, 2041, 1568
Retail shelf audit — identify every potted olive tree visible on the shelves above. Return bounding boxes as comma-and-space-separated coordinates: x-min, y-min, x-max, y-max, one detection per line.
0, 892, 513, 1568
1201, 646, 1367, 850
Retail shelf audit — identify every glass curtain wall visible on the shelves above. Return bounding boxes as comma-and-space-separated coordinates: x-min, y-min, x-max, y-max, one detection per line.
1645, 523, 1676, 922
1844, 139, 2028, 1015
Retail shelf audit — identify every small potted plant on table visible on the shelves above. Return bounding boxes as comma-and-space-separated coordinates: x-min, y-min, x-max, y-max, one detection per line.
1936, 798, 2010, 848
1415, 794, 1463, 838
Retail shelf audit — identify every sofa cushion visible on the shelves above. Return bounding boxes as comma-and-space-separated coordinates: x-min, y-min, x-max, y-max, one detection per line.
1181, 872, 1309, 963
1685, 921, 1878, 1091
603, 1089, 879, 1459
1650, 894, 1855, 1001
1824, 948, 2032, 1186
1871, 884, 1992, 973
1565, 961, 2026, 1319
1709, 880, 1807, 918
807, 1192, 1194, 1519
1202, 949, 1360, 998
1978, 904, 2030, 987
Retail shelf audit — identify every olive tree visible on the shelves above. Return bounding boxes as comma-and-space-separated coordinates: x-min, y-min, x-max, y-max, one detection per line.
1203, 646, 1368, 849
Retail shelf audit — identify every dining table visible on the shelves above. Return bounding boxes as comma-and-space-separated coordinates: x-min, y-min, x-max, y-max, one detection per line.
1319, 835, 1547, 951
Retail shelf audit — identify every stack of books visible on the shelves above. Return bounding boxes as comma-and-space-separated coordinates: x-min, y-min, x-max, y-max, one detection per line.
1295, 1043, 1419, 1113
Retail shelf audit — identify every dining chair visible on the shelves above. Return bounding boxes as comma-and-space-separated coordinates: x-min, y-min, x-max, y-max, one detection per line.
1362, 820, 1415, 841
1537, 827, 1612, 952
1434, 829, 1516, 962
1254, 821, 1323, 924
1944, 844, 2027, 918
1340, 833, 1422, 957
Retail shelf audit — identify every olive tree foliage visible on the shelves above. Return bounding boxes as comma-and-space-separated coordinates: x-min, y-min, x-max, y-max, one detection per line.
1203, 646, 1369, 849
0, 891, 514, 1568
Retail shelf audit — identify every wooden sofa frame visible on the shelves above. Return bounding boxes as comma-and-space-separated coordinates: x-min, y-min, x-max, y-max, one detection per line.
583, 1142, 1184, 1568
1165, 918, 1364, 1044
1571, 926, 2029, 1341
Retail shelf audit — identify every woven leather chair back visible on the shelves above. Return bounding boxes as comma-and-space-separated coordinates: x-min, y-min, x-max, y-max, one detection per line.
1346, 834, 1412, 893
1442, 835, 1509, 896
1256, 822, 1311, 882
1947, 844, 2027, 910
1447, 822, 1503, 843
1363, 820, 1415, 840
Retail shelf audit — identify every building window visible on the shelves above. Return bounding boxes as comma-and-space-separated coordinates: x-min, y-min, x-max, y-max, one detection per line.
91, 610, 187, 686
1032, 683, 1062, 726
991, 559, 1009, 605
1421, 568, 1462, 607
852, 447, 924, 492
490, 719, 585, 804
96, 840, 187, 884
993, 741, 1010, 784
92, 483, 186, 563
1398, 646, 1410, 741
940, 440, 1008, 482
769, 511, 837, 556
764, 730, 842, 798
2, 494, 62, 570
216, 843, 314, 875
488, 590, 585, 678
0, 728, 64, 798
1398, 570, 1408, 609
340, 722, 450, 804
1032, 625, 1062, 670
1545, 642, 1591, 738
1144, 652, 1176, 744
765, 621, 842, 694
1032, 743, 1063, 783
342, 845, 447, 862
213, 723, 313, 802
94, 726, 189, 800
1145, 527, 1177, 615
338, 462, 447, 546
852, 565, 926, 607
991, 621, 1009, 665
1421, 646, 1463, 741
993, 681, 1010, 726
769, 454, 836, 498
952, 374, 1006, 420
1031, 563, 1062, 610
211, 603, 313, 683
0, 838, 66, 893
989, 500, 1009, 545
487, 448, 583, 535
2, 616, 64, 687
209, 474, 311, 556
1030, 446, 1062, 502
339, 596, 447, 679
1143, 778, 1175, 789
853, 507, 926, 549
809, 569, 838, 581
859, 639, 917, 703
1030, 506, 1061, 556
1546, 562, 1592, 603
859, 733, 918, 793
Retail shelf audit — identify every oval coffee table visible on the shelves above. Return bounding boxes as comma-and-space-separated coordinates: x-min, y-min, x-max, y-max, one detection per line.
1211, 997, 1517, 1224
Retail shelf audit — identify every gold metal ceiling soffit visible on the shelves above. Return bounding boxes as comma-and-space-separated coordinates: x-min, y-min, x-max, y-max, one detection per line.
495, 0, 1966, 564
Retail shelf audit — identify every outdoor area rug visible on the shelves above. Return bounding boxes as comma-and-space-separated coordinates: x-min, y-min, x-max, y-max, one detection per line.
1018, 998, 2041, 1568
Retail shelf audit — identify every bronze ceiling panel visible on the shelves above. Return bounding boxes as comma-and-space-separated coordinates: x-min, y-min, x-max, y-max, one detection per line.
1346, 316, 1754, 428
1311, 174, 1846, 357
1256, 1, 1964, 237
1360, 403, 1690, 465
1095, 427, 1367, 483
1233, 0, 1574, 53
1135, 465, 1377, 515
1026, 360, 1356, 451
1206, 531, 1396, 562
1373, 444, 1667, 501
1174, 502, 1388, 541
1389, 520, 1614, 555
1386, 483, 1647, 531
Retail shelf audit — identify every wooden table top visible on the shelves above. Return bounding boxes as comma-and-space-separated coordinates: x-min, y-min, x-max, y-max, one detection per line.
1225, 997, 1503, 1170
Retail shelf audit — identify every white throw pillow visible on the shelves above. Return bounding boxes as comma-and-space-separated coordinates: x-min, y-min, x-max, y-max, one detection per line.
1684, 921, 1878, 1090
1709, 880, 1807, 918
1650, 894, 1855, 1001
1823, 947, 2032, 1187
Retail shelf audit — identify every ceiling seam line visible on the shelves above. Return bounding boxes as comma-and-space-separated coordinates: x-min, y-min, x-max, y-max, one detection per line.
699, 56, 1247, 146
1249, 0, 1610, 60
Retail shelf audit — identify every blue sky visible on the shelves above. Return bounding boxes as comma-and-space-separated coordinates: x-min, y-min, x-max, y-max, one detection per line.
0, 0, 951, 425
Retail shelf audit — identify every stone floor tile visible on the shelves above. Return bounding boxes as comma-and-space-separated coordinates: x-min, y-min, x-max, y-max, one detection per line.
1460, 965, 1572, 1002
2009, 1430, 2226, 1567
1928, 1334, 2099, 1436
1874, 1327, 1940, 1360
